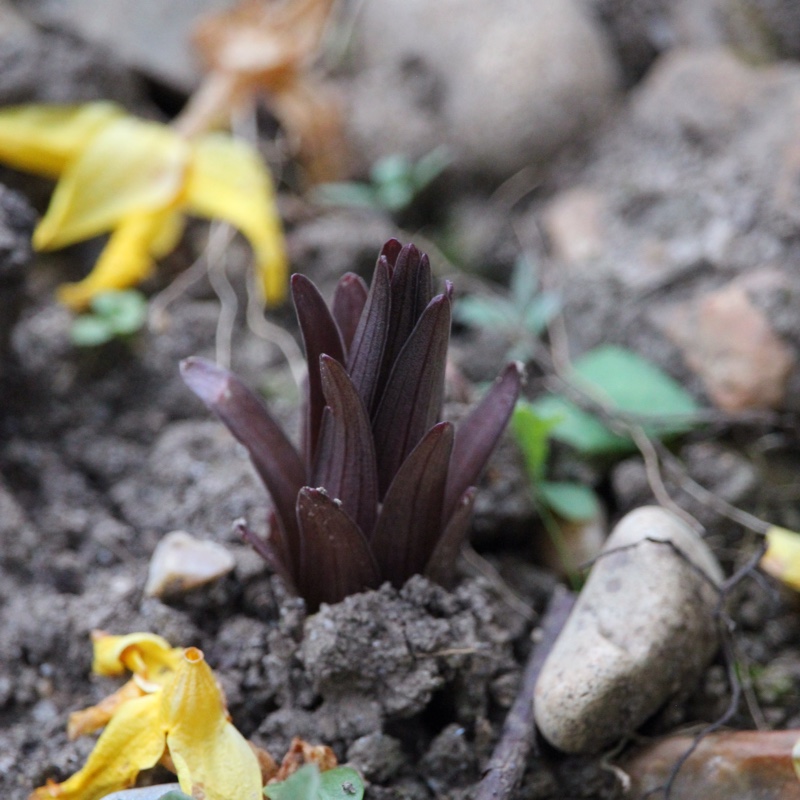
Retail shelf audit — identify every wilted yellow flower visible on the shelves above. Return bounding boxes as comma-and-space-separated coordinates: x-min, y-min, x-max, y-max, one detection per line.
0, 102, 287, 310
31, 631, 269, 800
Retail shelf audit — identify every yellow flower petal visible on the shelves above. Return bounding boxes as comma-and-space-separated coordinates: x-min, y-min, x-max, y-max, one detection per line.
34, 116, 189, 251
761, 525, 800, 590
57, 210, 184, 310
162, 647, 263, 800
30, 693, 165, 800
184, 132, 288, 305
90, 630, 184, 682
0, 102, 123, 178
67, 679, 146, 739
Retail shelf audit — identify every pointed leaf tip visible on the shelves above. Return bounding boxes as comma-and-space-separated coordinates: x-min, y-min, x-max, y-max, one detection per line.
180, 356, 305, 563
179, 356, 230, 406
443, 361, 523, 521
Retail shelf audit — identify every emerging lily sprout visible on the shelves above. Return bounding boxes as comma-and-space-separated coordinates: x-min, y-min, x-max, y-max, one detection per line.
181, 240, 522, 610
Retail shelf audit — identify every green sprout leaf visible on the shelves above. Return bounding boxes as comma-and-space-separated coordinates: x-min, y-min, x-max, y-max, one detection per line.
511, 401, 558, 482
454, 295, 519, 330
537, 480, 600, 522
265, 765, 364, 800
313, 147, 450, 213
70, 289, 148, 347
531, 345, 700, 455
453, 256, 561, 362
319, 767, 366, 800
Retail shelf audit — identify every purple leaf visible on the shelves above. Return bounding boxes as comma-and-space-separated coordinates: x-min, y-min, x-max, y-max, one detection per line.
371, 422, 453, 587
179, 357, 304, 560
346, 255, 392, 413
291, 274, 346, 469
424, 487, 477, 587
377, 244, 433, 397
443, 362, 523, 522
236, 516, 297, 593
312, 355, 379, 537
296, 487, 380, 609
372, 292, 451, 496
332, 272, 369, 354
380, 237, 403, 269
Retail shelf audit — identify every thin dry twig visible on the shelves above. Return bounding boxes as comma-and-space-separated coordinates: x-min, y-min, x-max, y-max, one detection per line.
245, 268, 307, 388
474, 586, 576, 800
204, 222, 239, 369
629, 427, 703, 534
148, 249, 215, 333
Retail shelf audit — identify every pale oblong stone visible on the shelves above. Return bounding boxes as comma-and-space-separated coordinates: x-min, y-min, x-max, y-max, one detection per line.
145, 530, 235, 598
534, 506, 723, 754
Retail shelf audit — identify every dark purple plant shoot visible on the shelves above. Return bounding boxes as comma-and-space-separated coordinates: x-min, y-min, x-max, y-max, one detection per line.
180, 240, 522, 610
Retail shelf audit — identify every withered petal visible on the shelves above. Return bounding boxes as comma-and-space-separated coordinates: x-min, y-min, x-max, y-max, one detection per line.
312, 355, 378, 537
180, 357, 304, 564
371, 422, 453, 587
291, 273, 345, 467
295, 487, 380, 609
372, 292, 451, 497
425, 487, 477, 587
331, 272, 368, 354
443, 361, 523, 522
346, 254, 392, 413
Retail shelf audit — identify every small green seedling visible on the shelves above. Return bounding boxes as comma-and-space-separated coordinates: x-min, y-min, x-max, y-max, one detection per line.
70, 289, 148, 347
454, 256, 561, 361
530, 344, 701, 456
265, 765, 365, 800
313, 146, 450, 213
513, 346, 700, 576
512, 401, 600, 525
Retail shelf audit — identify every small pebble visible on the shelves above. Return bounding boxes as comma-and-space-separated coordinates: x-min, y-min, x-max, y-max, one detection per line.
534, 506, 723, 753
145, 530, 235, 599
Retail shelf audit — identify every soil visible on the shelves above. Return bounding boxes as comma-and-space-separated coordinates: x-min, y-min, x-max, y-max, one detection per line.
2, 10, 800, 800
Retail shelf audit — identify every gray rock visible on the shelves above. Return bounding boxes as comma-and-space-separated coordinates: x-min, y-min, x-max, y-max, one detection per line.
534, 506, 723, 754
347, 0, 620, 181
17, 0, 236, 91
0, 17, 147, 107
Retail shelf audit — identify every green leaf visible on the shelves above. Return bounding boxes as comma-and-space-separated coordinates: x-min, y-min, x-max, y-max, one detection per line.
370, 153, 412, 186
522, 292, 560, 336
511, 400, 559, 482
374, 178, 415, 212
411, 145, 451, 189
311, 182, 379, 209
70, 314, 114, 347
265, 764, 320, 800
319, 767, 365, 800
453, 295, 519, 331
264, 765, 364, 800
537, 481, 600, 522
159, 792, 194, 800
532, 345, 700, 455
531, 394, 629, 455
91, 289, 148, 335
